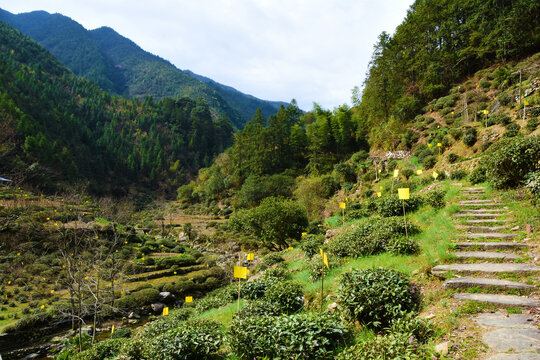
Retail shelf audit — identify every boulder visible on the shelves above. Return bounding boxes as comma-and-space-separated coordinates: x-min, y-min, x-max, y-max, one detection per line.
151, 302, 166, 313
159, 291, 176, 303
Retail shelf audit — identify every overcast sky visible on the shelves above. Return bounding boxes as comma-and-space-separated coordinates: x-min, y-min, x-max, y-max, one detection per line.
2, 0, 412, 110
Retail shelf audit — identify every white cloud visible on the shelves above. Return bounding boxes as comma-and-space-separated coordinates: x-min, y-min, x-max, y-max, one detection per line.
1, 0, 411, 110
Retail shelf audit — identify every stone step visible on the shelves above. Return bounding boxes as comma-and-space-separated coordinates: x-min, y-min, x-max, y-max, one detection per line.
456, 225, 508, 232
453, 251, 522, 260
454, 213, 503, 218
454, 242, 529, 250
466, 233, 518, 239
431, 263, 540, 276
444, 277, 535, 290
460, 200, 495, 204
464, 219, 511, 224
460, 203, 502, 207
464, 187, 486, 191
460, 209, 507, 213
453, 293, 540, 307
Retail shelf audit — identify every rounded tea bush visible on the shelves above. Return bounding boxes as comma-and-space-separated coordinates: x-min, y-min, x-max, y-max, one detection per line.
264, 280, 304, 314
338, 268, 420, 329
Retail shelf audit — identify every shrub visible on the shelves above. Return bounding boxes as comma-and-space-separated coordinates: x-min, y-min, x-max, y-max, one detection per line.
387, 313, 434, 344
195, 296, 228, 313
463, 127, 477, 147
524, 116, 538, 132
229, 197, 309, 250
73, 338, 127, 360
234, 300, 281, 319
264, 281, 304, 314
235, 174, 295, 208
384, 237, 420, 255
241, 276, 280, 300
308, 253, 339, 280
503, 129, 520, 138
263, 253, 285, 266
447, 153, 459, 163
110, 327, 132, 339
300, 234, 325, 259
335, 333, 426, 360
485, 137, 540, 188
402, 169, 414, 180
481, 141, 493, 152
377, 195, 423, 217
229, 313, 349, 360
506, 122, 521, 131
338, 268, 420, 329
498, 92, 512, 106
424, 189, 446, 209
143, 319, 223, 360
525, 171, 540, 205
470, 166, 487, 184
422, 155, 437, 169
450, 170, 468, 180
115, 288, 161, 311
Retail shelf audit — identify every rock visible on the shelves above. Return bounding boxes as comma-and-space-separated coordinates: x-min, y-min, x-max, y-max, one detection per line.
526, 223, 532, 234
81, 326, 93, 334
23, 353, 40, 359
511, 226, 520, 231
435, 342, 449, 355
159, 292, 176, 303
327, 302, 338, 311
325, 229, 338, 239
128, 319, 139, 325
151, 302, 166, 313
128, 312, 140, 319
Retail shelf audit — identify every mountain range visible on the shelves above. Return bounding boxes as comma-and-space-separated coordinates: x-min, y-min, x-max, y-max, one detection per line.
0, 8, 287, 128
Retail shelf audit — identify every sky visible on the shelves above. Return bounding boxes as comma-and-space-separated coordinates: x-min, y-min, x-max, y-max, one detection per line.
1, 0, 412, 110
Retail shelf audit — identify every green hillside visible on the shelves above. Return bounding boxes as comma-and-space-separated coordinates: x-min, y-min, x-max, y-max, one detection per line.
0, 9, 287, 128
0, 21, 233, 194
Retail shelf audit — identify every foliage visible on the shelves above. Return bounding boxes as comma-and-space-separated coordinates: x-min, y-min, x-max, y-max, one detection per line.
338, 268, 421, 329
463, 127, 477, 147
115, 288, 161, 311
229, 313, 349, 360
300, 234, 326, 259
422, 155, 437, 169
234, 300, 281, 319
384, 237, 420, 255
241, 276, 280, 300
377, 195, 423, 217
450, 170, 468, 180
262, 253, 285, 266
229, 197, 309, 250
235, 174, 295, 208
264, 280, 304, 314
423, 189, 447, 209
527, 117, 538, 132
447, 153, 459, 163
484, 137, 540, 188
72, 338, 127, 360
142, 319, 224, 360
308, 253, 339, 280
335, 332, 427, 360
470, 166, 487, 184
195, 296, 229, 313
387, 313, 434, 344
525, 171, 540, 205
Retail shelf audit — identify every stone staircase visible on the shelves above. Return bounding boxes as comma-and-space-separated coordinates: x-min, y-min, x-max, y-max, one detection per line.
432, 187, 540, 359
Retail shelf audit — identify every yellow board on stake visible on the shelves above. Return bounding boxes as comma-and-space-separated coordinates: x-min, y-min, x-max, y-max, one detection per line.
163, 307, 169, 316
393, 169, 399, 178
233, 266, 248, 279
524, 100, 529, 106
379, 186, 384, 190
398, 188, 410, 200
483, 109, 489, 115
377, 192, 382, 197
437, 143, 442, 147
246, 253, 255, 261
416, 169, 422, 175
301, 232, 307, 236
111, 325, 115, 334
432, 171, 439, 179
428, 143, 432, 147
338, 202, 346, 209
185, 296, 193, 303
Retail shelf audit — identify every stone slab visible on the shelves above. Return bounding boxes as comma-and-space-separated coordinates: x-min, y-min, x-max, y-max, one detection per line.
456, 225, 508, 232
466, 233, 518, 239
454, 242, 529, 250
454, 293, 540, 307
453, 251, 521, 260
461, 200, 497, 204
431, 263, 540, 276
464, 219, 511, 224
464, 187, 486, 190
460, 203, 503, 207
476, 312, 537, 329
454, 213, 503, 218
461, 209, 507, 213
444, 277, 534, 290
487, 354, 540, 360
483, 328, 540, 352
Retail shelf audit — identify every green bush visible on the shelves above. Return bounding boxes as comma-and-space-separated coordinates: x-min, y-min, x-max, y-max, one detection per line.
384, 237, 420, 255
377, 195, 423, 217
447, 153, 459, 163
234, 300, 280, 319
308, 253, 339, 280
525, 171, 540, 205
241, 276, 280, 300
422, 155, 437, 169
230, 197, 309, 250
485, 137, 540, 188
498, 92, 512, 106
424, 189, 446, 209
335, 333, 426, 360
143, 319, 223, 360
450, 170, 468, 180
402, 169, 414, 180
387, 313, 434, 344
229, 313, 349, 360
195, 296, 228, 313
491, 112, 512, 125
264, 281, 304, 314
110, 327, 132, 339
115, 288, 161, 311
235, 174, 295, 208
463, 127, 477, 147
338, 268, 420, 329
73, 338, 127, 360
527, 117, 538, 132
263, 253, 285, 266
470, 166, 487, 184
300, 234, 325, 259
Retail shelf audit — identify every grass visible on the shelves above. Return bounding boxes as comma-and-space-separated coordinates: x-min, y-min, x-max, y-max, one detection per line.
196, 301, 243, 328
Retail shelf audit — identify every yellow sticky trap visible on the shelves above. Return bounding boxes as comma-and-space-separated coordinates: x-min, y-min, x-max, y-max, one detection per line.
323, 252, 329, 269
40, 305, 45, 309
379, 186, 383, 190
319, 248, 324, 257
416, 169, 423, 175
377, 192, 382, 197
339, 202, 346, 209
483, 110, 489, 115
393, 169, 399, 178
62, 265, 66, 269
163, 307, 169, 316
524, 100, 529, 106
124, 241, 128, 244
437, 143, 442, 147
432, 171, 439, 179
17, 253, 20, 256
111, 325, 115, 334
378, 169, 382, 173
46, 217, 50, 221
160, 244, 164, 247
8, 281, 11, 285
50, 290, 55, 294
451, 111, 454, 115
376, 164, 379, 168
288, 246, 294, 251
233, 266, 248, 279
428, 143, 432, 147
398, 188, 410, 200
185, 296, 193, 303
174, 271, 177, 275
85, 276, 89, 280
246, 253, 255, 261
301, 232, 307, 237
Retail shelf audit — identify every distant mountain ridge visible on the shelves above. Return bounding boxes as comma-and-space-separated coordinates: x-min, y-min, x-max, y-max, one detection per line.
0, 8, 287, 128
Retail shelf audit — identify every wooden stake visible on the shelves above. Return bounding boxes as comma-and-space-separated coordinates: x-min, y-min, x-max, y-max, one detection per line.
321, 257, 324, 312
402, 200, 408, 240
237, 277, 241, 312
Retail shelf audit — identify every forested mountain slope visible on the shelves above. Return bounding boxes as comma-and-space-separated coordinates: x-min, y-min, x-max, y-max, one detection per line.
0, 21, 233, 195
0, 9, 287, 128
